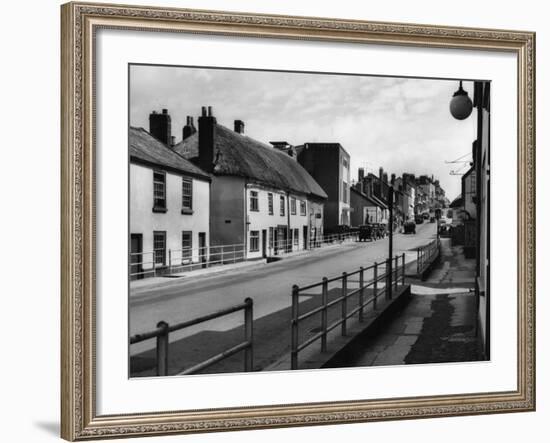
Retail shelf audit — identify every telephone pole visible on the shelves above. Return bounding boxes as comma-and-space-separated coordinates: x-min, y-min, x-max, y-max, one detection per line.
387, 186, 394, 299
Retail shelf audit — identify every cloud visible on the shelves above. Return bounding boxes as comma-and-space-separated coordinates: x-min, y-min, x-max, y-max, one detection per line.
130, 65, 476, 199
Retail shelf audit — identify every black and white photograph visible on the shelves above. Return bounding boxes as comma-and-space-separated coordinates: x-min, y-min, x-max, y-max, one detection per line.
128, 64, 490, 377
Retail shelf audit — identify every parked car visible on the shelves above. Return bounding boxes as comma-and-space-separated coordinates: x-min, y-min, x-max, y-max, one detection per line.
423, 212, 430, 219
358, 224, 373, 242
403, 220, 416, 234
429, 216, 436, 223
415, 215, 424, 224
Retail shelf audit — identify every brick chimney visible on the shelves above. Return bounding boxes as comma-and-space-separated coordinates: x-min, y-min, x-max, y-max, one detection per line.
198, 106, 217, 173
149, 109, 171, 146
358, 167, 365, 183
182, 116, 197, 140
234, 120, 245, 134
363, 177, 372, 197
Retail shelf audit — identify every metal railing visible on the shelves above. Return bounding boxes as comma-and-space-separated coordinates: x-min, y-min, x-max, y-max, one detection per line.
271, 232, 359, 257
130, 232, 362, 279
130, 298, 253, 376
130, 243, 247, 279
416, 238, 441, 274
290, 254, 406, 370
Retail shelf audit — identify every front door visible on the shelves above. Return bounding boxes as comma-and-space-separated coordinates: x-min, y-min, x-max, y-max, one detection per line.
261, 229, 267, 258
130, 234, 143, 280
303, 225, 308, 250
198, 233, 207, 268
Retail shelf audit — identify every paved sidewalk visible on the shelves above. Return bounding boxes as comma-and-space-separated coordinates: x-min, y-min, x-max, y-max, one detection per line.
329, 238, 484, 367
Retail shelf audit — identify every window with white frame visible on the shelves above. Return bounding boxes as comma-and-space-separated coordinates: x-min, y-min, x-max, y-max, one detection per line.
250, 190, 259, 212
280, 196, 285, 216
290, 197, 296, 215
153, 171, 166, 210
250, 231, 260, 252
181, 231, 192, 263
153, 231, 166, 265
182, 177, 193, 210
300, 200, 307, 216
268, 193, 274, 215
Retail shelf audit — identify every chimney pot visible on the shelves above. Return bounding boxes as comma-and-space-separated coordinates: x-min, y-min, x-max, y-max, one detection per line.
182, 115, 197, 140
234, 120, 245, 134
149, 109, 172, 146
198, 106, 217, 172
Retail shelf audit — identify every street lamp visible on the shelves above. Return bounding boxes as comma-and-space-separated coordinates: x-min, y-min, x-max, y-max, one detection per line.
449, 80, 473, 120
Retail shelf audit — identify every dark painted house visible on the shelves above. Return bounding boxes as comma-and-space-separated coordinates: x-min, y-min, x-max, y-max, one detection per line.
295, 143, 351, 232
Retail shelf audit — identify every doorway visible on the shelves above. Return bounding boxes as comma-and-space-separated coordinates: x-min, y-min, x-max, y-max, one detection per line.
261, 229, 267, 258
130, 234, 143, 280
198, 232, 207, 268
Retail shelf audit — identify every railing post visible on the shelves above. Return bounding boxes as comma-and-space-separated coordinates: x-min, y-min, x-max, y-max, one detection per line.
417, 248, 420, 274
373, 262, 378, 310
359, 267, 364, 322
394, 255, 399, 290
168, 249, 172, 274
244, 297, 253, 372
156, 321, 169, 376
321, 277, 328, 352
341, 272, 347, 336
402, 253, 406, 284
291, 285, 299, 370
152, 253, 156, 277
386, 258, 392, 300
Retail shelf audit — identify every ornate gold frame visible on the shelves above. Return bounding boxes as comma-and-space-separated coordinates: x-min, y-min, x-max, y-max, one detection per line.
61, 2, 536, 440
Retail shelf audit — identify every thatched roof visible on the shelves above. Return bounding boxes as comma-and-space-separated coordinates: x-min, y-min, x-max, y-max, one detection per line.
130, 127, 210, 181
173, 124, 327, 200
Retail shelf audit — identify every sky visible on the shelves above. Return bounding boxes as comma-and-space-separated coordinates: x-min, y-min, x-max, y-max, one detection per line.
130, 65, 478, 200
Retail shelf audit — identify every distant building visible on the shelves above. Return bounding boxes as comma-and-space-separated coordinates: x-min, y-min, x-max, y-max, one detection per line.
350, 184, 386, 226
173, 107, 327, 259
129, 125, 211, 279
296, 142, 351, 232
393, 176, 416, 222
416, 175, 436, 210
352, 169, 388, 224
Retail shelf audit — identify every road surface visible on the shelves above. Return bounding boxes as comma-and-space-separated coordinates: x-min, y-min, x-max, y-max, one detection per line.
130, 223, 437, 354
